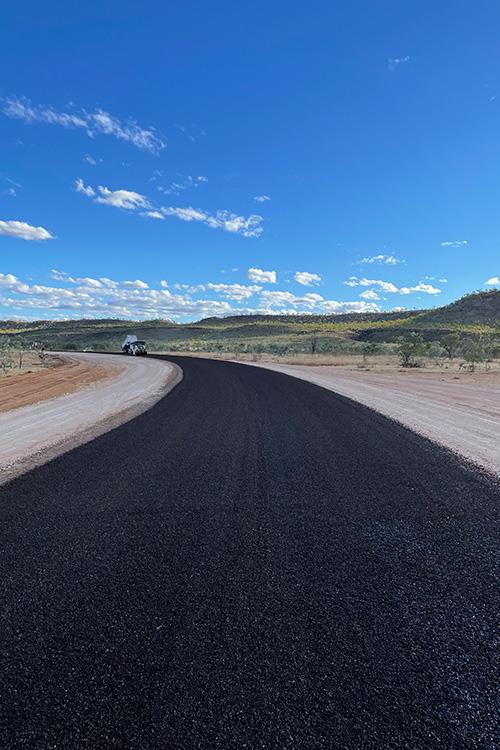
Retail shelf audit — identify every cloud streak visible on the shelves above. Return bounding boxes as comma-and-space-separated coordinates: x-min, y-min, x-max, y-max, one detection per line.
75, 179, 263, 237
388, 56, 410, 71
2, 96, 166, 154
356, 254, 401, 265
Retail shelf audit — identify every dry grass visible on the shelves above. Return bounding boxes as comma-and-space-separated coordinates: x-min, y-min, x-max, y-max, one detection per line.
157, 350, 500, 384
0, 351, 62, 378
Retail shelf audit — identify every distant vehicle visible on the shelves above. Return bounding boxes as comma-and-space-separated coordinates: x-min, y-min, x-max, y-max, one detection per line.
122, 335, 148, 356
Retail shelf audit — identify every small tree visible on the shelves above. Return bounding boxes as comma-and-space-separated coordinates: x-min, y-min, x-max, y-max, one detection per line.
461, 339, 485, 371
0, 337, 14, 375
396, 332, 427, 368
9, 338, 29, 369
440, 332, 461, 360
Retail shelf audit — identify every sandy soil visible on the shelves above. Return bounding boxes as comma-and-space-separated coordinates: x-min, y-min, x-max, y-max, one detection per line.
0, 353, 181, 484
244, 362, 500, 475
0, 353, 123, 412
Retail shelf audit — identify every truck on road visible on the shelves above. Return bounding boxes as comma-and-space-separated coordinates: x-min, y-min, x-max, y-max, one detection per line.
122, 335, 148, 356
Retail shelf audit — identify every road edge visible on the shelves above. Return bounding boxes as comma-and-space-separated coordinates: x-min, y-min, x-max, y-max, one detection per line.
0, 361, 183, 487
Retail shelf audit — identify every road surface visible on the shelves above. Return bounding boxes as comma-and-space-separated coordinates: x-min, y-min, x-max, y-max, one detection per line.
0, 353, 178, 484
243, 360, 500, 473
0, 356, 498, 749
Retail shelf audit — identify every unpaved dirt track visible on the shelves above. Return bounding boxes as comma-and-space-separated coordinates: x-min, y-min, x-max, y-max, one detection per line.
0, 352, 178, 483
0, 353, 123, 413
246, 361, 500, 474
0, 357, 498, 749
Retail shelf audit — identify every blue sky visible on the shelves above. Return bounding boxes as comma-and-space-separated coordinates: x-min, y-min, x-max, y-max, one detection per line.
1, 1, 499, 321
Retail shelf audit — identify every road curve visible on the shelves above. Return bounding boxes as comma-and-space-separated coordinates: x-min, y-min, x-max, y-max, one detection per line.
0, 352, 178, 484
0, 356, 498, 749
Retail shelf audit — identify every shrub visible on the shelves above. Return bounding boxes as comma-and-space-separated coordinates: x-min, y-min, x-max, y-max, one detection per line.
396, 332, 427, 367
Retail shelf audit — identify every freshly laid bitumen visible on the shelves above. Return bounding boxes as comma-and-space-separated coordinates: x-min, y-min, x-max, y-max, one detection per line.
0, 356, 498, 749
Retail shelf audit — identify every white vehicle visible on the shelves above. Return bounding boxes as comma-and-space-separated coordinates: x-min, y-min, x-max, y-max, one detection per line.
121, 335, 148, 356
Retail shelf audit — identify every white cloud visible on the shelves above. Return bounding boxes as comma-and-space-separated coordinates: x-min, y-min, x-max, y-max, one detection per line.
321, 300, 380, 313
75, 178, 262, 237
345, 276, 440, 295
75, 179, 149, 210
157, 175, 208, 195
357, 254, 401, 265
123, 279, 149, 289
247, 267, 276, 284
206, 283, 262, 301
294, 271, 322, 286
2, 96, 165, 154
84, 154, 97, 165
441, 240, 468, 247
254, 195, 271, 203
485, 276, 499, 285
344, 276, 399, 293
359, 289, 380, 300
159, 207, 263, 237
399, 282, 441, 295
0, 219, 53, 241
74, 178, 96, 197
95, 187, 149, 210
388, 56, 410, 71
0, 268, 387, 320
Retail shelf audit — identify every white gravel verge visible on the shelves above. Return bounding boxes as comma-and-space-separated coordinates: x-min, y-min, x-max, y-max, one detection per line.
244, 362, 500, 475
0, 353, 181, 484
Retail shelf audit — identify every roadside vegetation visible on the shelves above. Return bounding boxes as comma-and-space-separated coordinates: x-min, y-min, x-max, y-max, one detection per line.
1, 290, 499, 372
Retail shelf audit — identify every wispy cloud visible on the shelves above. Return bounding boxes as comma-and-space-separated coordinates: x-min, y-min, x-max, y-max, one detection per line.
254, 195, 271, 203
0, 219, 53, 241
2, 96, 166, 154
75, 179, 149, 210
294, 271, 322, 286
157, 175, 208, 196
356, 254, 401, 265
172, 123, 206, 143
247, 267, 276, 284
441, 240, 468, 247
160, 207, 263, 237
75, 179, 263, 237
83, 154, 101, 165
388, 56, 410, 71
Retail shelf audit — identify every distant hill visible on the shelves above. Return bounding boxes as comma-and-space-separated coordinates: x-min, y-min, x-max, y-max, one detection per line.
411, 289, 500, 326
1, 289, 499, 355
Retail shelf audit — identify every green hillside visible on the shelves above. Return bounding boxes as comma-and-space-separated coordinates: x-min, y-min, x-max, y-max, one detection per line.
1, 289, 499, 356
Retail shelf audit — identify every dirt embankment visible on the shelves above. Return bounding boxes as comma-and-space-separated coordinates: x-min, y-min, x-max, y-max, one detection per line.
0, 354, 123, 413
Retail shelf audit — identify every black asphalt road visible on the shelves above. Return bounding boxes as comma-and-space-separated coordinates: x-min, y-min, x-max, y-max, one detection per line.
0, 357, 498, 749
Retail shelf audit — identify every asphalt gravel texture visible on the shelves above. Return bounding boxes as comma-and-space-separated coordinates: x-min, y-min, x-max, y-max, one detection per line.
0, 356, 498, 749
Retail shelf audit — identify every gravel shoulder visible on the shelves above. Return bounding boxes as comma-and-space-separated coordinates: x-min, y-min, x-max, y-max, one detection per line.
244, 361, 500, 474
0, 352, 181, 484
